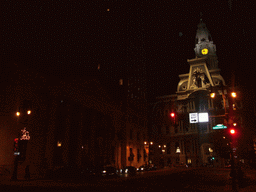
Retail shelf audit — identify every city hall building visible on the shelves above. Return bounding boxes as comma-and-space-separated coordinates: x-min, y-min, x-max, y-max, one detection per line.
149, 20, 243, 168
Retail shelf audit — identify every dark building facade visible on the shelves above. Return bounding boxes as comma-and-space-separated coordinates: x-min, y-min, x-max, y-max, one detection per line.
0, 61, 148, 178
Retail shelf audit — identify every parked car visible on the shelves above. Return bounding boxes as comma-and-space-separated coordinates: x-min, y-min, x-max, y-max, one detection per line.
122, 166, 137, 175
99, 166, 119, 177
137, 164, 149, 172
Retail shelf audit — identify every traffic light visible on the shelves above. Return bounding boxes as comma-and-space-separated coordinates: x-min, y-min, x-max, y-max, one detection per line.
13, 138, 19, 152
170, 112, 176, 125
170, 112, 175, 118
229, 129, 236, 135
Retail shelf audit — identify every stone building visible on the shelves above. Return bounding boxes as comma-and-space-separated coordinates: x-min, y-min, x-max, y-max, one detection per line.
150, 20, 243, 168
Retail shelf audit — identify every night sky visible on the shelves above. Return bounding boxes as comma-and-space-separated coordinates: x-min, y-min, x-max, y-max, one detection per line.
2, 1, 255, 102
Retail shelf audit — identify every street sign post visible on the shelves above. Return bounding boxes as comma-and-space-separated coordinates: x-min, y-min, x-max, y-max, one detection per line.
189, 113, 209, 123
212, 124, 227, 130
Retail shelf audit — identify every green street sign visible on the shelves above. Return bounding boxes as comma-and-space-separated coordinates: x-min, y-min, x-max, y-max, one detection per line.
213, 124, 227, 130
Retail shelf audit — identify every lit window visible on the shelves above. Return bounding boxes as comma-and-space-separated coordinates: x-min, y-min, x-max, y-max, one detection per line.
119, 79, 123, 85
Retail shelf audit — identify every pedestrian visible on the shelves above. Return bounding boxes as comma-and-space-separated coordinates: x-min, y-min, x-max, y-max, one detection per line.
24, 165, 30, 180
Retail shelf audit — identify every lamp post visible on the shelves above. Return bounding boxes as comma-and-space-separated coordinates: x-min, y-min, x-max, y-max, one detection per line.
11, 109, 31, 181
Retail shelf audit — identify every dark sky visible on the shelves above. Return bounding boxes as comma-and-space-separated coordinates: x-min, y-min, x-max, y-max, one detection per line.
2, 1, 255, 101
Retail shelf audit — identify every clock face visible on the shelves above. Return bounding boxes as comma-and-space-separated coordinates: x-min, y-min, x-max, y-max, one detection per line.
201, 48, 208, 55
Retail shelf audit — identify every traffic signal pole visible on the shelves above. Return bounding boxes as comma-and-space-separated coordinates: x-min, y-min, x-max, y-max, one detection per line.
11, 155, 19, 181
230, 139, 237, 191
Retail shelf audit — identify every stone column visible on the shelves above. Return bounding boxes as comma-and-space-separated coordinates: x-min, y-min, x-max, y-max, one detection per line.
44, 99, 58, 170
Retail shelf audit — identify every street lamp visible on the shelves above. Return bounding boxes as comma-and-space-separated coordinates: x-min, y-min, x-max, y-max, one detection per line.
231, 92, 237, 98
12, 108, 32, 181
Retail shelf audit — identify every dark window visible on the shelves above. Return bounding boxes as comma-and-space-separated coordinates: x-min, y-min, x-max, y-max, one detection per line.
130, 129, 133, 140
137, 149, 140, 162
175, 126, 178, 134
166, 125, 170, 134
137, 131, 140, 141
143, 149, 147, 161
167, 142, 171, 154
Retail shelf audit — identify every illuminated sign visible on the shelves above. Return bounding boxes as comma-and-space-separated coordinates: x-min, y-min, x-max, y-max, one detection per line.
189, 113, 209, 123
212, 124, 227, 130
199, 113, 209, 122
189, 113, 198, 123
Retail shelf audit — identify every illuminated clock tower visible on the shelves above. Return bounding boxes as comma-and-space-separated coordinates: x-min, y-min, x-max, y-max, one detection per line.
176, 19, 226, 100
194, 19, 218, 70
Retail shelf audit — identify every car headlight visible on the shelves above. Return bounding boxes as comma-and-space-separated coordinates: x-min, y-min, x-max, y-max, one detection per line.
137, 168, 139, 171
102, 170, 106, 173
141, 168, 144, 170
125, 169, 128, 173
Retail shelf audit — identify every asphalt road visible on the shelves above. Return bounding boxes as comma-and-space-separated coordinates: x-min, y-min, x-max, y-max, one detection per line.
1, 168, 256, 192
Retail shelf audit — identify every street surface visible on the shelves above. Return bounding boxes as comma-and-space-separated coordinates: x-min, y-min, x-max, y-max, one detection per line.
1, 167, 256, 191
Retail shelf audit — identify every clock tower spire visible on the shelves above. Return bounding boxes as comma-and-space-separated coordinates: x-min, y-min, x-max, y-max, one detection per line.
194, 19, 218, 69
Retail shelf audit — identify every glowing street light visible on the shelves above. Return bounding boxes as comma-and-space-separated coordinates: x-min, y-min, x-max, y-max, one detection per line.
231, 92, 237, 98
16, 112, 20, 116
210, 92, 215, 98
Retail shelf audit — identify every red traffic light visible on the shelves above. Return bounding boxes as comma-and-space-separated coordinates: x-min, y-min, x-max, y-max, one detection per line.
230, 129, 236, 135
170, 112, 175, 118
14, 138, 19, 152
